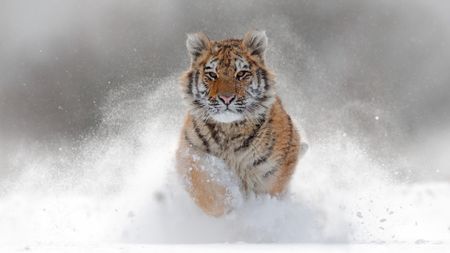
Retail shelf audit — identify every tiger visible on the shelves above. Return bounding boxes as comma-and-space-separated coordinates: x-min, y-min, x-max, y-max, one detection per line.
176, 30, 306, 217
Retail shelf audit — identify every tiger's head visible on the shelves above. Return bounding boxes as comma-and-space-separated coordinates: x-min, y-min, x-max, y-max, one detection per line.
181, 31, 276, 123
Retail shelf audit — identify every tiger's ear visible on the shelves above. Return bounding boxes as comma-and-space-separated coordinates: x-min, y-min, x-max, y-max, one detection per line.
242, 30, 268, 59
186, 32, 210, 62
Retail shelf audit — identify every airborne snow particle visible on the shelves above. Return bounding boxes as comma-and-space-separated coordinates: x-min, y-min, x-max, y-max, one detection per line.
154, 191, 165, 202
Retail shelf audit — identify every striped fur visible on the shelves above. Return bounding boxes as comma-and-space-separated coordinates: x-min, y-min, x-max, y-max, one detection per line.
176, 31, 302, 216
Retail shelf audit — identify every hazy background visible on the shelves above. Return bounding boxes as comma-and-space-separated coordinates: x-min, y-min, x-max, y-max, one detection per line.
1, 0, 450, 245
1, 0, 449, 180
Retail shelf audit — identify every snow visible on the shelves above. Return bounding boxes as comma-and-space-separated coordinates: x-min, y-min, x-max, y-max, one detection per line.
2, 244, 450, 253
1, 78, 449, 253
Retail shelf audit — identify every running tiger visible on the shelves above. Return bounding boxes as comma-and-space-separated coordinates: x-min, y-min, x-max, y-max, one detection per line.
176, 30, 306, 216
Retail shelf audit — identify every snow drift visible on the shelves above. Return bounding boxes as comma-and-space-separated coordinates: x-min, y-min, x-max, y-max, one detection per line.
1, 76, 449, 245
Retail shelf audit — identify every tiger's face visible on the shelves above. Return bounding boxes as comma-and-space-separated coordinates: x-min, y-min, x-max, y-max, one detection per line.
182, 31, 275, 123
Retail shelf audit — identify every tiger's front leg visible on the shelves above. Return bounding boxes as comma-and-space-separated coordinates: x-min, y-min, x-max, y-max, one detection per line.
176, 144, 238, 217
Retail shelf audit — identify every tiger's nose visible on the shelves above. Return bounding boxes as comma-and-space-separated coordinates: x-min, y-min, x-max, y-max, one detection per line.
218, 94, 236, 105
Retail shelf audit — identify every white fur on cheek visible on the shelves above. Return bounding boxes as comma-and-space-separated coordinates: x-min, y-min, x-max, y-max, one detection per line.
212, 111, 244, 123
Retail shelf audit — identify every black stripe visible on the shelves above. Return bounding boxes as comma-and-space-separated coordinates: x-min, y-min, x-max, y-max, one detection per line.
261, 69, 269, 91
253, 119, 275, 166
234, 131, 257, 152
192, 120, 210, 153
233, 119, 247, 127
253, 137, 275, 166
187, 71, 193, 95
184, 130, 195, 147
263, 168, 277, 178
251, 48, 263, 56
205, 122, 221, 145
193, 70, 199, 95
256, 69, 262, 85
234, 115, 266, 152
253, 156, 268, 166
194, 70, 199, 87
281, 115, 294, 161
230, 133, 242, 141
258, 95, 269, 103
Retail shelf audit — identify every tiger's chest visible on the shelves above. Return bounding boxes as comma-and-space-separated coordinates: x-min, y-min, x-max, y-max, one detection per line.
210, 128, 277, 194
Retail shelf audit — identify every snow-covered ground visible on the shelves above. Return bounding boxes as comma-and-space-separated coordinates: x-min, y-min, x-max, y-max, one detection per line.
2, 244, 450, 253
1, 78, 449, 252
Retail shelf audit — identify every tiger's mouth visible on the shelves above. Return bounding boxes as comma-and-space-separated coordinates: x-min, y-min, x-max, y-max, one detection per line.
203, 95, 250, 123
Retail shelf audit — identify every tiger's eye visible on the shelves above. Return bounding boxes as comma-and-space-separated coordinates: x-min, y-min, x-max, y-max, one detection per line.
206, 72, 217, 80
236, 71, 249, 80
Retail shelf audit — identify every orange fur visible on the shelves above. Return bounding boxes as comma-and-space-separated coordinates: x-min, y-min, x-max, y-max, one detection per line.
176, 31, 303, 216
